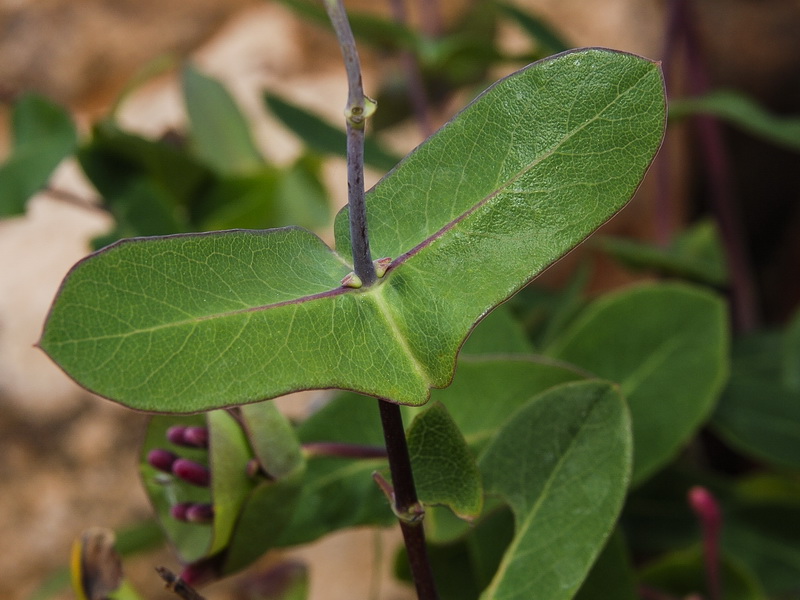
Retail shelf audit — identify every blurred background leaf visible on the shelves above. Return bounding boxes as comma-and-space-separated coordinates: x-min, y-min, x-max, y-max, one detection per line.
0, 94, 77, 216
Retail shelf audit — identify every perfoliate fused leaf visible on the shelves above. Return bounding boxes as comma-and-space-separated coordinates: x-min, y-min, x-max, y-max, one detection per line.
40, 48, 665, 413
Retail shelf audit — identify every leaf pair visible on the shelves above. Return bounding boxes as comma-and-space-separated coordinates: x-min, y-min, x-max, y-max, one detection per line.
39, 48, 667, 413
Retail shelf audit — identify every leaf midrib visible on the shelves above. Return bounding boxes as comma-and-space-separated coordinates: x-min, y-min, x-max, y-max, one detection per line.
46, 285, 350, 344
370, 286, 433, 385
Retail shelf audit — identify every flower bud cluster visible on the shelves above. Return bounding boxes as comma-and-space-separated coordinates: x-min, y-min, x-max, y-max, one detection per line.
146, 425, 214, 525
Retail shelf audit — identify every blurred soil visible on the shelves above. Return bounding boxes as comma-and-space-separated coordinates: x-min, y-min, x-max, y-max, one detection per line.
1, 1, 799, 599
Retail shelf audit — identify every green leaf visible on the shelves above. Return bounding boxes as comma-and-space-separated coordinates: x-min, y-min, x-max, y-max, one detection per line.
41, 228, 352, 412
638, 545, 767, 600
426, 355, 585, 451
713, 375, 800, 470
547, 283, 729, 483
600, 220, 728, 286
735, 473, 800, 506
240, 402, 304, 480
182, 64, 265, 174
222, 472, 304, 575
195, 155, 330, 233
478, 380, 632, 600
297, 391, 386, 447
274, 154, 331, 229
712, 315, 800, 470
109, 581, 144, 600
0, 93, 77, 216
459, 305, 534, 356
267, 392, 393, 547
199, 157, 331, 232
507, 264, 589, 350
274, 456, 392, 548
494, 2, 570, 55
336, 49, 664, 260
41, 49, 665, 413
407, 401, 483, 520
207, 410, 257, 557
78, 121, 212, 245
784, 309, 800, 390
670, 90, 800, 153
724, 502, 800, 596
264, 93, 401, 172
573, 531, 637, 600
279, 378, 550, 549
89, 178, 186, 249
79, 120, 211, 209
197, 169, 282, 231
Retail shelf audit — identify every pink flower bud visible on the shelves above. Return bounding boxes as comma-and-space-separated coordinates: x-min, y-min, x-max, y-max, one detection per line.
688, 486, 721, 529
170, 502, 192, 521
688, 486, 722, 600
166, 425, 188, 445
167, 425, 209, 448
147, 449, 179, 473
172, 458, 211, 487
182, 426, 209, 448
186, 503, 215, 524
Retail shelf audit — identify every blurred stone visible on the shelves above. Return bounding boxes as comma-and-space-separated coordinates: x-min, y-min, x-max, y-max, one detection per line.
0, 0, 260, 112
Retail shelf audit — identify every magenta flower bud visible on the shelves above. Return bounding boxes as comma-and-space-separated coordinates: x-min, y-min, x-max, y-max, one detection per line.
172, 458, 211, 487
182, 426, 209, 448
147, 448, 179, 473
186, 503, 215, 524
170, 502, 193, 521
688, 486, 721, 529
167, 424, 210, 448
166, 425, 188, 445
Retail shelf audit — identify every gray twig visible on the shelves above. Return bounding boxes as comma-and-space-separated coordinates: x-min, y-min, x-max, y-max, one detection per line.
155, 566, 207, 600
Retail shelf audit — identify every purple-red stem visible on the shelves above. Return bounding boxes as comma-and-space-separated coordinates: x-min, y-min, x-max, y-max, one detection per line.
303, 441, 388, 459
688, 486, 722, 600
378, 401, 439, 600
637, 585, 683, 600
653, 0, 687, 246
667, 0, 759, 331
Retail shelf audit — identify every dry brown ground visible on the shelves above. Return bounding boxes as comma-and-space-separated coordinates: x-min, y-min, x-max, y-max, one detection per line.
2, 1, 798, 599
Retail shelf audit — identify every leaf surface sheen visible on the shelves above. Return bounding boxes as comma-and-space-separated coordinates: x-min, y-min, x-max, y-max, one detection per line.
479, 380, 632, 600
40, 49, 665, 413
